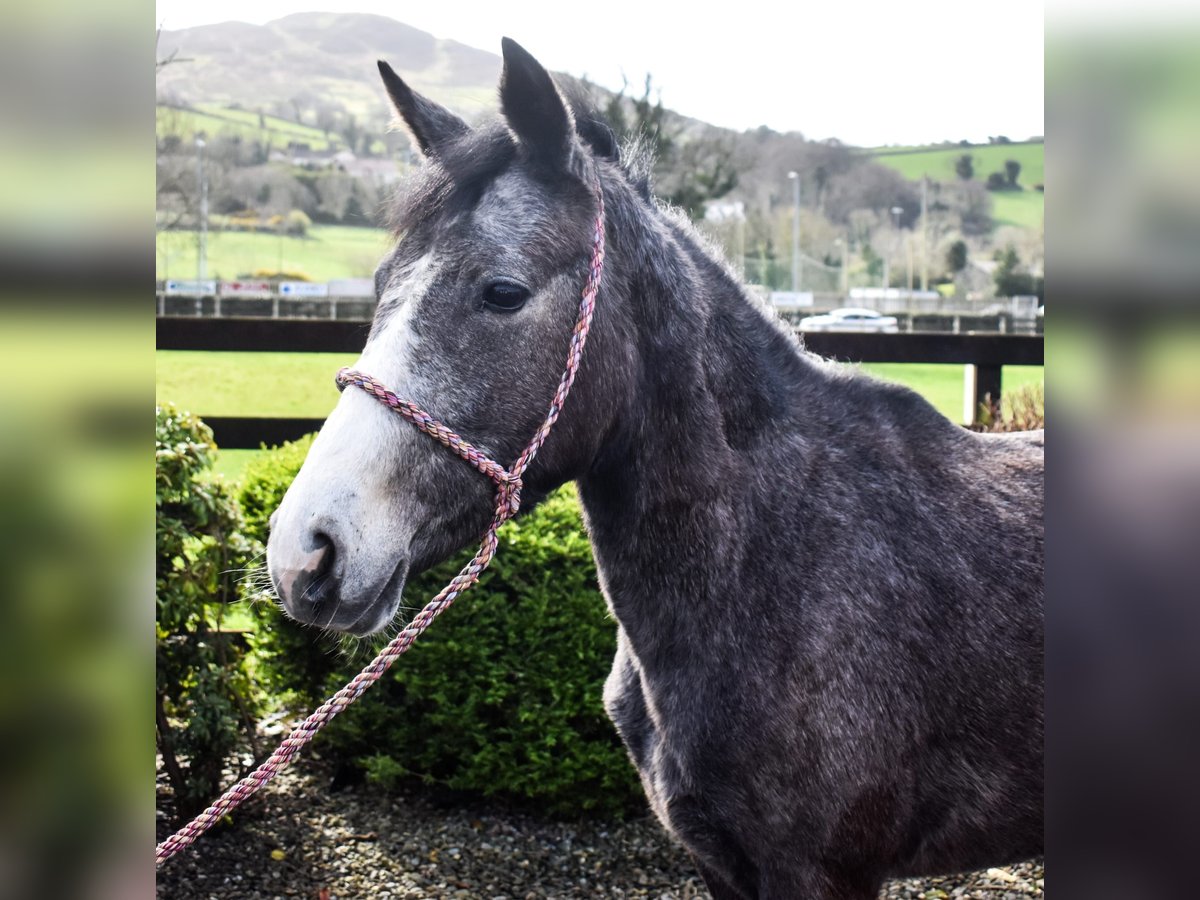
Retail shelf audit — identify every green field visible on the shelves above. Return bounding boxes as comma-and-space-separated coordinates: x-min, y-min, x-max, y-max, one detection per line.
988, 190, 1045, 231
157, 104, 339, 151
871, 142, 1044, 231
871, 142, 1044, 184
156, 352, 1044, 481
157, 351, 356, 419
156, 225, 391, 282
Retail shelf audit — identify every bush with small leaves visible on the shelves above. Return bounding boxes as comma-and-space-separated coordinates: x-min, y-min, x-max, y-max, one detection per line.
156, 405, 260, 820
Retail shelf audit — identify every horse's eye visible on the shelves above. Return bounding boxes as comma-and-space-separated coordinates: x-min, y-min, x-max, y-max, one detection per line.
482, 281, 530, 313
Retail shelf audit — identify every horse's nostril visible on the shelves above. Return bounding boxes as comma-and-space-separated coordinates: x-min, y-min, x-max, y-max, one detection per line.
278, 530, 338, 618
308, 531, 335, 578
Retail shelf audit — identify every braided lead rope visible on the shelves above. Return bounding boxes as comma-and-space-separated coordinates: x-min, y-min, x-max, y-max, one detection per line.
156, 187, 604, 867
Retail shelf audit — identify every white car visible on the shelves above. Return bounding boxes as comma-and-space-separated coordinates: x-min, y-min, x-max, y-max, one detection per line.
797, 307, 900, 333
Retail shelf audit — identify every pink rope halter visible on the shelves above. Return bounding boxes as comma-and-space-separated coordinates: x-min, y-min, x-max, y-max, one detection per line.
156, 185, 605, 866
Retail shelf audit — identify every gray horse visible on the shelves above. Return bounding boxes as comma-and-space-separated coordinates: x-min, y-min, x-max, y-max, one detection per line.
268, 39, 1044, 900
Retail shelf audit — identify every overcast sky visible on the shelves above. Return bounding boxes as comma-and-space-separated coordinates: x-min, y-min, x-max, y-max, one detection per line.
155, 0, 1044, 147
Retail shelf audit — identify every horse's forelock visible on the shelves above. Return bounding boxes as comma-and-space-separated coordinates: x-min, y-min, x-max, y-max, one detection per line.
386, 93, 655, 238
386, 124, 518, 237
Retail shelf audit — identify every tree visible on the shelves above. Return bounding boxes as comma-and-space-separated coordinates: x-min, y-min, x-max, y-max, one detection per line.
603, 73, 672, 158
316, 103, 340, 141
951, 181, 994, 236
1005, 159, 1021, 187
993, 244, 1043, 298
341, 114, 361, 154
662, 138, 738, 218
946, 240, 968, 274
343, 192, 366, 224
823, 164, 919, 228
955, 154, 974, 181
284, 209, 311, 235
597, 74, 735, 220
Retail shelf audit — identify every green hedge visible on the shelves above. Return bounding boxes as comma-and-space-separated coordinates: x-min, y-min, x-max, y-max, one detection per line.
238, 434, 342, 703
240, 438, 643, 817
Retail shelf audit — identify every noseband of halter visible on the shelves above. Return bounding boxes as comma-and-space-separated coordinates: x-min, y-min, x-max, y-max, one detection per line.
334, 185, 605, 527
155, 182, 605, 868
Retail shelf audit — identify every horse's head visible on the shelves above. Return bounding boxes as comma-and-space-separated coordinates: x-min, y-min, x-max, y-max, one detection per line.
267, 39, 627, 635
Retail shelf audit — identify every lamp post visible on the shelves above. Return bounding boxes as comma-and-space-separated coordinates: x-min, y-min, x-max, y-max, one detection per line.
885, 205, 903, 294
195, 136, 209, 316
788, 171, 802, 294
834, 237, 849, 297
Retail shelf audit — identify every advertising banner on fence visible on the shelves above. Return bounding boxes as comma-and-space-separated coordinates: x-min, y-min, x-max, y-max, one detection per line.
279, 282, 329, 298
770, 291, 815, 309
219, 280, 273, 299
326, 278, 375, 298
164, 280, 217, 296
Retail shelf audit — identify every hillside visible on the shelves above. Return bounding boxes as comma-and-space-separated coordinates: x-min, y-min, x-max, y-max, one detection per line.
870, 142, 1044, 230
156, 13, 502, 126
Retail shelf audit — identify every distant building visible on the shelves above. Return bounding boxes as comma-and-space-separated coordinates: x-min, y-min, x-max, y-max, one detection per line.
704, 200, 746, 223
342, 157, 404, 185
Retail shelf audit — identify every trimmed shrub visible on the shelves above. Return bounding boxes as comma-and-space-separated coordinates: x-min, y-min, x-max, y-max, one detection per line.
241, 437, 642, 818
155, 405, 260, 819
238, 434, 343, 702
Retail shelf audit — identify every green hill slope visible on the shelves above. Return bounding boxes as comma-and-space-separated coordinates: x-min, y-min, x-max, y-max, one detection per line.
156, 104, 340, 151
871, 142, 1044, 230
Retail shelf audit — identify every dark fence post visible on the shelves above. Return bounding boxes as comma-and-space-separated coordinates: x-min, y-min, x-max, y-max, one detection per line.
964, 364, 1004, 425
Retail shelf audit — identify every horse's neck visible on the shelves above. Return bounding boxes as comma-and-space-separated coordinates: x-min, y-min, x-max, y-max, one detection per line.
576, 200, 813, 660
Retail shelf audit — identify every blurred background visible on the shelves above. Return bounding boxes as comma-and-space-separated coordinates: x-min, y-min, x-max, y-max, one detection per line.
0, 0, 1195, 896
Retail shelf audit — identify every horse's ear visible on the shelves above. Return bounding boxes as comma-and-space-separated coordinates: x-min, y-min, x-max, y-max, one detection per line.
499, 38, 574, 166
378, 60, 469, 157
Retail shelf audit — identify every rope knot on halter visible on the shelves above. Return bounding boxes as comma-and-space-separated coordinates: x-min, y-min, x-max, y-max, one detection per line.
495, 472, 523, 519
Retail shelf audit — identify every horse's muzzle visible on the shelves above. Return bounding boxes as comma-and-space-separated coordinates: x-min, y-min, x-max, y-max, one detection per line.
271, 529, 340, 625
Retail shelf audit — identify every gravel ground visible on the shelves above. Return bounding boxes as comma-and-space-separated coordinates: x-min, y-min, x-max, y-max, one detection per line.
157, 754, 1043, 899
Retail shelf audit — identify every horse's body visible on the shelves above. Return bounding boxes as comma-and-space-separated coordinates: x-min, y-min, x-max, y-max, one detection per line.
268, 40, 1043, 899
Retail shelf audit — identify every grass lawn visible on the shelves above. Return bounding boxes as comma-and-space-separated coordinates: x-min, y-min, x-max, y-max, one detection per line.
158, 352, 1044, 483
156, 351, 356, 419
156, 225, 391, 282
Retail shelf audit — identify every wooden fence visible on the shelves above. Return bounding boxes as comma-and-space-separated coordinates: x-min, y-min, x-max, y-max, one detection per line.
157, 317, 1043, 449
